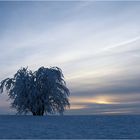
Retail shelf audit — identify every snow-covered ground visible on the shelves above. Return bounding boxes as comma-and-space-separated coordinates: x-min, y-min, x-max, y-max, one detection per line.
0, 115, 140, 139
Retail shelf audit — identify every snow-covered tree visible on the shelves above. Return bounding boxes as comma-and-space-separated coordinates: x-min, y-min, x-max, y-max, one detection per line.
0, 67, 70, 116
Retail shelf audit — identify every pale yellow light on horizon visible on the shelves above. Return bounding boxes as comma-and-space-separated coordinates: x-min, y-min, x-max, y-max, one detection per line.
70, 96, 114, 105
93, 96, 114, 104
93, 99, 112, 104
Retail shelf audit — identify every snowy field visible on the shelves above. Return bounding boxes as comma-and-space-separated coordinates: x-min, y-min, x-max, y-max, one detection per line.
0, 115, 140, 139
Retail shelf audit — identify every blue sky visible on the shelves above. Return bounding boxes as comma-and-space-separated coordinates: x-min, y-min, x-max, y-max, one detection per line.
0, 1, 140, 115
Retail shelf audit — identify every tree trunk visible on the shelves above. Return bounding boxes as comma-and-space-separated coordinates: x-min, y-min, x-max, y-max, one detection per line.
32, 108, 44, 116
32, 112, 44, 116
33, 112, 36, 116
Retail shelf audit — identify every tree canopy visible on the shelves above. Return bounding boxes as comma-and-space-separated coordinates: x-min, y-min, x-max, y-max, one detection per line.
0, 67, 70, 115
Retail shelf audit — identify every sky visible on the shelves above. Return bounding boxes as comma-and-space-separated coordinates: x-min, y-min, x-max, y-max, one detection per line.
0, 1, 140, 115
